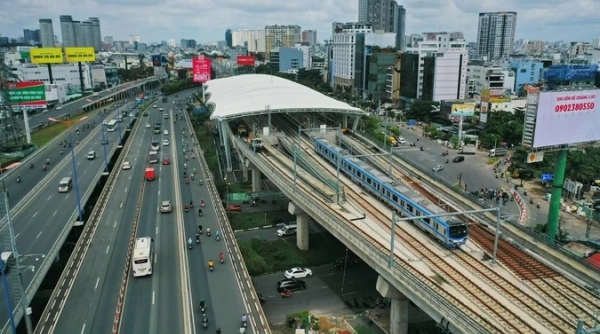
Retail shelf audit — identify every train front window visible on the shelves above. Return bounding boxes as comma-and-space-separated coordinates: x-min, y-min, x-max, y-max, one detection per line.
449, 225, 467, 238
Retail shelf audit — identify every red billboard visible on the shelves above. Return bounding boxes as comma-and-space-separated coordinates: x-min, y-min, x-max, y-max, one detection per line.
192, 55, 212, 83
237, 55, 256, 67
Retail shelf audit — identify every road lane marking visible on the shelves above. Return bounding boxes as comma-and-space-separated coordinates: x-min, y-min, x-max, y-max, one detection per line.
155, 226, 158, 235
32, 212, 38, 218
94, 278, 99, 291
106, 245, 110, 254
120, 202, 123, 209
125, 187, 128, 193
53, 210, 58, 217
47, 195, 52, 201
36, 231, 42, 239
114, 221, 118, 228
152, 291, 155, 304
80, 323, 85, 334
15, 233, 19, 239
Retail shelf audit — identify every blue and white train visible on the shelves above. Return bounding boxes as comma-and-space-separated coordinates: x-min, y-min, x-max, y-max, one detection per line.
314, 139, 468, 248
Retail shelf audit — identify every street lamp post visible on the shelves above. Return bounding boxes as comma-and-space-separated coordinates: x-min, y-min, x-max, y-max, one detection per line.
48, 118, 84, 223
100, 123, 109, 172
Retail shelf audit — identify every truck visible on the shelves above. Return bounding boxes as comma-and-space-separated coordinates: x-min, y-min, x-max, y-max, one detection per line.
149, 151, 158, 164
162, 96, 168, 103
489, 148, 508, 157
145, 167, 155, 181
460, 145, 477, 155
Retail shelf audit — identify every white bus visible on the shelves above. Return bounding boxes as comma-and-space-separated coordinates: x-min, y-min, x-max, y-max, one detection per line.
132, 237, 154, 277
105, 119, 118, 132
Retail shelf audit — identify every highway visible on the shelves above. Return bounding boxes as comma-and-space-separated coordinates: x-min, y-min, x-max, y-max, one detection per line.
47, 96, 155, 333
0, 101, 136, 333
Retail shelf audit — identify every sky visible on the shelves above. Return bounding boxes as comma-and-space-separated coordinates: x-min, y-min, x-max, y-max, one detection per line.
1, 0, 599, 45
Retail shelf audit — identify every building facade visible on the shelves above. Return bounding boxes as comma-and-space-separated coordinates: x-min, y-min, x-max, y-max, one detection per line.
39, 19, 55, 47
279, 48, 304, 72
401, 32, 468, 102
60, 15, 77, 47
467, 62, 515, 97
23, 29, 40, 45
476, 12, 517, 60
509, 59, 543, 94
13, 63, 93, 90
302, 30, 317, 46
60, 15, 102, 50
225, 29, 232, 47
331, 22, 373, 88
357, 0, 405, 51
231, 29, 266, 53
265, 25, 301, 54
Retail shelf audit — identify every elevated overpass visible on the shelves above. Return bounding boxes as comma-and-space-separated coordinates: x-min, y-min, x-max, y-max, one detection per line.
204, 74, 600, 334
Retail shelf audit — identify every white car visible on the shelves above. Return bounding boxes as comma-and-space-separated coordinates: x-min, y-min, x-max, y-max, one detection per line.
153, 104, 157, 108
160, 201, 172, 213
145, 123, 151, 128
56, 106, 63, 110
398, 137, 406, 144
284, 267, 313, 279
163, 129, 169, 135
122, 161, 131, 170
162, 139, 170, 146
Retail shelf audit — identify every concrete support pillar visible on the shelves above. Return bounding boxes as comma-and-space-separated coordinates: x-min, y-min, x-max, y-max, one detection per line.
252, 168, 261, 192
242, 164, 249, 182
376, 276, 409, 334
288, 202, 309, 250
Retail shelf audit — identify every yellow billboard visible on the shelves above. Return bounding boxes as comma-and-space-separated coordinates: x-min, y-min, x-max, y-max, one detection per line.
65, 47, 96, 63
30, 48, 64, 64
481, 88, 511, 103
450, 103, 475, 117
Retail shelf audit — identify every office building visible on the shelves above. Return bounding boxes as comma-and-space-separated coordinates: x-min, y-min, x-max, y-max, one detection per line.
357, 0, 405, 51
130, 35, 140, 45
60, 15, 77, 47
231, 29, 266, 53
331, 22, 373, 88
89, 17, 102, 51
265, 25, 301, 54
225, 29, 232, 47
23, 29, 40, 45
509, 59, 543, 93
302, 30, 317, 46
180, 39, 197, 49
104, 36, 114, 45
12, 62, 93, 90
39, 19, 55, 47
476, 12, 517, 60
401, 32, 468, 102
466, 61, 514, 97
279, 48, 303, 72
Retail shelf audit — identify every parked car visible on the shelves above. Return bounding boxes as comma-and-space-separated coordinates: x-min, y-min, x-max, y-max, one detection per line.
284, 267, 313, 279
276, 279, 306, 292
227, 204, 242, 212
160, 201, 172, 213
453, 156, 465, 163
277, 224, 297, 237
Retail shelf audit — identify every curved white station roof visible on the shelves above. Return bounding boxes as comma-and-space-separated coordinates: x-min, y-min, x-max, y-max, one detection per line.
206, 74, 364, 120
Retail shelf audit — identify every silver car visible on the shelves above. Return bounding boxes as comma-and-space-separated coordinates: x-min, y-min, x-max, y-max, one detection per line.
432, 164, 444, 172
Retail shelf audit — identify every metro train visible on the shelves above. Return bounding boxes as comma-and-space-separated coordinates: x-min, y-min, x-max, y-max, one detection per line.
314, 138, 468, 248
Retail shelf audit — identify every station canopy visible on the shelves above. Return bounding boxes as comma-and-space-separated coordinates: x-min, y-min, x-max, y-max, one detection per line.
206, 74, 365, 121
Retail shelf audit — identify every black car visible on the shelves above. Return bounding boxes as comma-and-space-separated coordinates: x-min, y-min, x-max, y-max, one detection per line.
334, 256, 360, 270
155, 121, 161, 126
452, 156, 465, 163
100, 138, 109, 145
143, 112, 148, 116
276, 279, 306, 292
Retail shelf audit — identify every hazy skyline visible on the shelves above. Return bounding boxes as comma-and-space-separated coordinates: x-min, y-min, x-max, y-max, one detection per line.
1, 0, 599, 44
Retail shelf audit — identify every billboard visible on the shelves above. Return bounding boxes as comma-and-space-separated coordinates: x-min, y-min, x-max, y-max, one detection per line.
237, 55, 256, 66
151, 55, 161, 67
192, 55, 211, 83
30, 48, 63, 64
65, 47, 96, 62
481, 88, 511, 103
6, 81, 47, 110
532, 89, 600, 148
450, 104, 475, 117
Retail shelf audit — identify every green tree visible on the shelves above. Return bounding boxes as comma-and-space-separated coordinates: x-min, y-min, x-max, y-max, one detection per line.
177, 69, 188, 79
405, 100, 439, 123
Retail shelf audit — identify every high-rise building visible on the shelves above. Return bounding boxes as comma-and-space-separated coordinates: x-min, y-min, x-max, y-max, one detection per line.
81, 21, 95, 48
23, 29, 40, 45
265, 25, 301, 53
225, 29, 232, 47
60, 15, 77, 47
476, 12, 517, 60
104, 36, 114, 45
301, 30, 317, 46
39, 19, 55, 47
357, 0, 406, 51
88, 18, 102, 51
231, 29, 266, 53
130, 35, 140, 45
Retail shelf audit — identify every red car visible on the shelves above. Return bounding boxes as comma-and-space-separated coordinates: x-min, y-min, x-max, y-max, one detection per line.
162, 158, 170, 165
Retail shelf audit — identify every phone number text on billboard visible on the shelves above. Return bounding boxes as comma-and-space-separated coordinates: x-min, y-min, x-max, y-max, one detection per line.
533, 90, 600, 148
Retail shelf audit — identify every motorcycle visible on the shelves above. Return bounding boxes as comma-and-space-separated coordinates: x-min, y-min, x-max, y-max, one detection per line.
188, 240, 193, 250
215, 234, 220, 241
16, 176, 21, 183
198, 209, 203, 217
201, 318, 208, 329
219, 257, 224, 264
206, 229, 211, 237
201, 201, 205, 208
281, 290, 293, 298
196, 234, 200, 244
184, 204, 189, 212
42, 165, 47, 171
191, 174, 194, 180
209, 264, 214, 272
29, 163, 34, 169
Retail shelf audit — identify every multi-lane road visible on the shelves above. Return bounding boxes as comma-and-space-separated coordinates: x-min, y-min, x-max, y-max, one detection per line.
0, 101, 134, 332
49, 93, 250, 334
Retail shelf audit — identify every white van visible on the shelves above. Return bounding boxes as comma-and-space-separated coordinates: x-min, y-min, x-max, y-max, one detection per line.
58, 177, 73, 193
276, 224, 297, 237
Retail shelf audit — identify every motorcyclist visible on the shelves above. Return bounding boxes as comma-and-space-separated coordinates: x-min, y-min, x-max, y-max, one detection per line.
46, 158, 50, 165
184, 163, 187, 169
195, 233, 200, 241
208, 260, 214, 268
201, 199, 205, 207
16, 175, 21, 183
216, 328, 222, 334
60, 149, 63, 155
219, 252, 224, 262
241, 313, 248, 323
198, 224, 203, 233
215, 231, 220, 239
29, 163, 34, 169
199, 299, 205, 308
202, 316, 208, 326
190, 200, 193, 208
206, 227, 211, 235
42, 164, 47, 171
198, 208, 203, 216
187, 237, 193, 247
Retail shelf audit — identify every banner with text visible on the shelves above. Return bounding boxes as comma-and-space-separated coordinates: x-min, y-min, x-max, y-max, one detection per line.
30, 48, 63, 64
237, 55, 256, 66
192, 55, 211, 83
6, 81, 47, 110
65, 47, 96, 62
450, 104, 475, 117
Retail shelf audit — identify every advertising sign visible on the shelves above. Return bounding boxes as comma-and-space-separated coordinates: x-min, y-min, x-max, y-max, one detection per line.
236, 55, 256, 66
532, 89, 600, 148
481, 88, 511, 103
450, 104, 475, 117
192, 55, 211, 83
480, 101, 489, 123
151, 55, 161, 67
6, 81, 47, 110
527, 151, 544, 163
65, 47, 96, 62
30, 48, 63, 64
